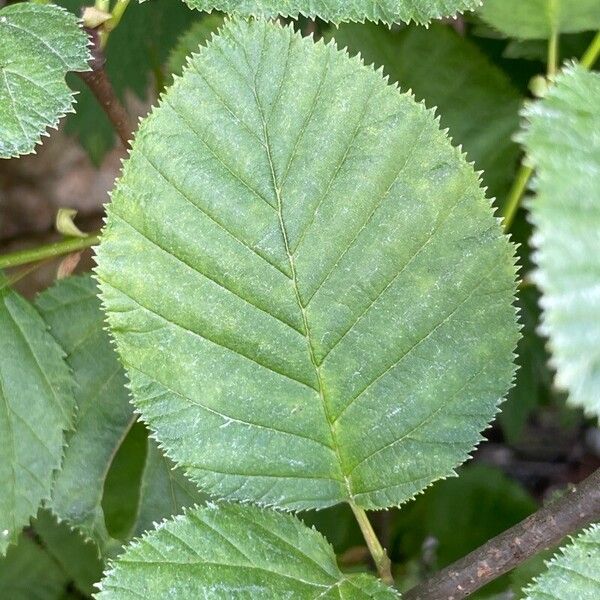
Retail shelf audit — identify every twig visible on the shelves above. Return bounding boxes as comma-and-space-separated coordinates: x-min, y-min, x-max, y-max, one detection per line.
79, 26, 133, 149
404, 468, 600, 600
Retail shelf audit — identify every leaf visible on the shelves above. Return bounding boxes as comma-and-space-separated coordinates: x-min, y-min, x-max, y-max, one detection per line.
184, 0, 482, 26
479, 0, 600, 39
0, 283, 75, 555
0, 3, 89, 159
97, 503, 398, 599
328, 22, 522, 204
95, 18, 519, 511
33, 510, 104, 597
58, 0, 200, 164
0, 535, 68, 600
519, 65, 600, 419
130, 437, 206, 539
35, 275, 134, 552
523, 523, 600, 599
166, 14, 226, 84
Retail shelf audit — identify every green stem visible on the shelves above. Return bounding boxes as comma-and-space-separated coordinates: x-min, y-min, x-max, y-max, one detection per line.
0, 234, 100, 270
501, 163, 534, 231
350, 503, 394, 586
547, 30, 559, 77
581, 31, 600, 69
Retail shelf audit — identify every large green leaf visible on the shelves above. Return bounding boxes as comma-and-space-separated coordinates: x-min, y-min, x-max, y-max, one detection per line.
479, 0, 600, 39
519, 66, 600, 419
97, 503, 397, 599
36, 275, 134, 552
0, 283, 75, 555
523, 523, 600, 599
184, 0, 482, 25
328, 22, 522, 204
95, 19, 519, 511
0, 3, 89, 158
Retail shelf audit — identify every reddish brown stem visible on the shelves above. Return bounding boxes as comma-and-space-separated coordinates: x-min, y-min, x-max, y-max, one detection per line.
79, 27, 132, 149
404, 468, 600, 600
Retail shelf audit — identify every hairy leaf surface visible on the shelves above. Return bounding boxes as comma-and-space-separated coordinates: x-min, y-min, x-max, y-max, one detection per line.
97, 503, 398, 599
36, 276, 134, 552
0, 284, 75, 555
0, 3, 89, 158
520, 66, 600, 419
523, 524, 600, 599
480, 0, 600, 39
329, 22, 522, 203
96, 19, 518, 511
184, 0, 482, 25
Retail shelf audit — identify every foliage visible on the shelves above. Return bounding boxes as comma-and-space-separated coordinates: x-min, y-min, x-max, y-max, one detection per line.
479, 0, 600, 39
95, 17, 518, 512
97, 503, 398, 599
184, 0, 482, 25
0, 281, 75, 555
0, 3, 89, 158
523, 524, 600, 599
520, 66, 600, 419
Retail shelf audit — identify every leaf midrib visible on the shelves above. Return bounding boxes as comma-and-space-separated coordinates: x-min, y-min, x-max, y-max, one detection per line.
243, 39, 352, 499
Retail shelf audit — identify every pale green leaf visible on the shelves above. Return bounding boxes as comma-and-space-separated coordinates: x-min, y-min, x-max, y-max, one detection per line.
97, 503, 398, 599
183, 0, 482, 25
479, 0, 600, 39
0, 535, 68, 600
328, 22, 522, 203
519, 65, 600, 419
131, 438, 206, 539
95, 19, 519, 511
35, 275, 134, 552
0, 284, 75, 555
523, 524, 600, 599
0, 3, 90, 159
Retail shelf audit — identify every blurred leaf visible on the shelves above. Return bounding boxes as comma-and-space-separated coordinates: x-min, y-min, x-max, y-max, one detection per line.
480, 0, 600, 39
33, 510, 103, 596
58, 0, 199, 163
36, 275, 134, 553
166, 14, 225, 85
0, 282, 75, 555
329, 22, 522, 203
0, 535, 68, 600
523, 524, 600, 599
520, 65, 600, 420
0, 3, 89, 158
130, 437, 206, 539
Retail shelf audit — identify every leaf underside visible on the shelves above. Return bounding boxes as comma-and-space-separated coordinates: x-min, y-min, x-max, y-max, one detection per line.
0, 285, 75, 555
479, 0, 600, 39
523, 523, 600, 599
520, 66, 600, 420
183, 0, 482, 25
97, 503, 398, 599
0, 3, 89, 158
96, 18, 518, 512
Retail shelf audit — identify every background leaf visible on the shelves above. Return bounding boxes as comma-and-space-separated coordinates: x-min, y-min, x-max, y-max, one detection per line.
96, 18, 519, 511
0, 283, 75, 555
523, 523, 600, 599
36, 275, 134, 553
184, 0, 482, 26
520, 66, 600, 419
0, 3, 89, 158
328, 22, 523, 204
479, 0, 600, 39
97, 503, 398, 599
